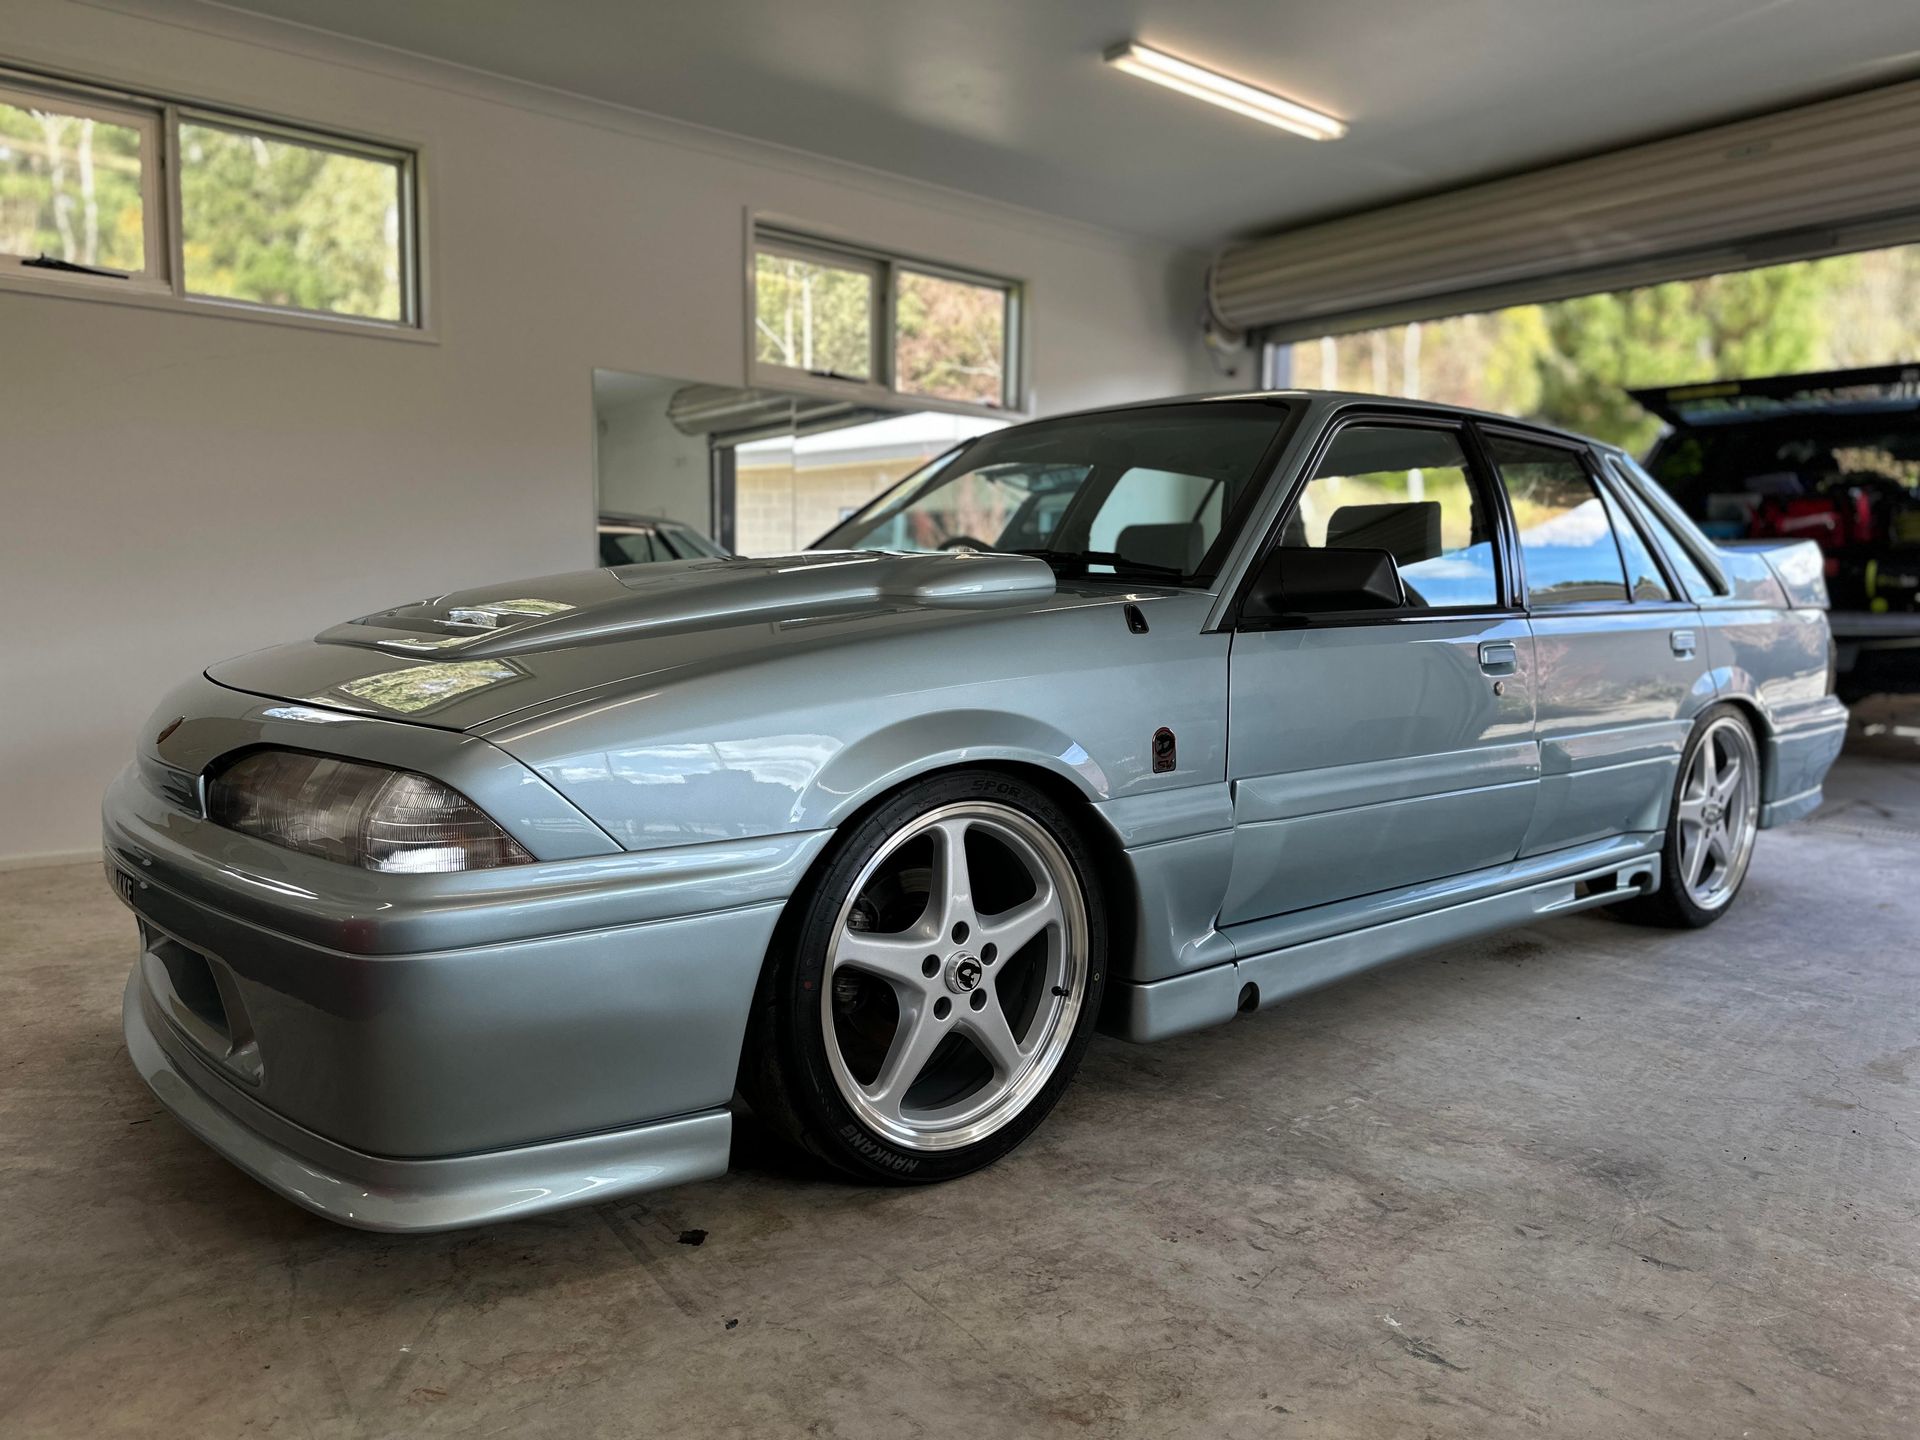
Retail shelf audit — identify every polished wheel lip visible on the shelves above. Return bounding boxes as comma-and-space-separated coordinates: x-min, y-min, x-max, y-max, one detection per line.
1676, 717, 1760, 912
822, 800, 1087, 1153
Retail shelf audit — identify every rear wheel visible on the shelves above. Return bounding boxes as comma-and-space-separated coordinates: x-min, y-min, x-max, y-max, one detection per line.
1615, 705, 1761, 928
743, 770, 1106, 1183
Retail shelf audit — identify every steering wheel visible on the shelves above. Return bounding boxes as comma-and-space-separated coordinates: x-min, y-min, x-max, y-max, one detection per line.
938, 536, 994, 552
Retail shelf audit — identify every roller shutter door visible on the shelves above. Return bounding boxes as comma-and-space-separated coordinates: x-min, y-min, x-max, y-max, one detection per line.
1211, 79, 1920, 340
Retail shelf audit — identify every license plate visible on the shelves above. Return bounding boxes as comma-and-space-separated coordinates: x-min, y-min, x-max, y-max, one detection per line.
110, 864, 141, 907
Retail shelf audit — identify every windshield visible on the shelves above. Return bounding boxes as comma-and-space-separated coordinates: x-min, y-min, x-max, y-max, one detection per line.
813, 402, 1291, 582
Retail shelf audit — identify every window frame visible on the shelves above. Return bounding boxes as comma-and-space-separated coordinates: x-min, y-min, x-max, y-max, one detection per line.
0, 76, 166, 287
1232, 411, 1524, 631
1479, 423, 1667, 615
748, 218, 1024, 418
751, 235, 885, 389
0, 65, 425, 337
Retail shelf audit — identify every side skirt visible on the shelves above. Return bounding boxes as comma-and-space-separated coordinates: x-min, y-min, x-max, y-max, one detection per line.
1101, 842, 1660, 1043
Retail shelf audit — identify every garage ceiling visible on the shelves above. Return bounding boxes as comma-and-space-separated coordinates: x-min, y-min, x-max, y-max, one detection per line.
213, 0, 1920, 248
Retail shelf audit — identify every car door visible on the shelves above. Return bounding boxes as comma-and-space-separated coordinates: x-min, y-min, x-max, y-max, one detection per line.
1220, 416, 1539, 928
1481, 428, 1712, 856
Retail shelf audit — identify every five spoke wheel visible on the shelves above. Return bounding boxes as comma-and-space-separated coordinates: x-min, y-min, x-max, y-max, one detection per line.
1673, 714, 1760, 912
823, 802, 1087, 1151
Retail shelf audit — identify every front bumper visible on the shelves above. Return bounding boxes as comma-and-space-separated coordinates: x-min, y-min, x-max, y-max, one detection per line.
107, 752, 829, 1229
124, 969, 731, 1231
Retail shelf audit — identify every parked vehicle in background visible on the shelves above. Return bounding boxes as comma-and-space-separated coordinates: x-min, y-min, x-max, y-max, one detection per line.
597, 512, 728, 565
1634, 364, 1920, 694
109, 391, 1845, 1232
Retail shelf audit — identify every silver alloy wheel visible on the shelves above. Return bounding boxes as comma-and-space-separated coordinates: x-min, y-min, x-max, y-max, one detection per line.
822, 801, 1088, 1152
1675, 716, 1760, 911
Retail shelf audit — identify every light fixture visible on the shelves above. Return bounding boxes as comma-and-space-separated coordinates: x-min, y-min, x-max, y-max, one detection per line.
1104, 42, 1346, 141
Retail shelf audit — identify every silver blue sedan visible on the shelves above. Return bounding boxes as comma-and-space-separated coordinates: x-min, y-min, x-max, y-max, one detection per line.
107, 392, 1847, 1230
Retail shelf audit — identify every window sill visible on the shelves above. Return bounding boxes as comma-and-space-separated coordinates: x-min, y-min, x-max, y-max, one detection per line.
0, 267, 437, 345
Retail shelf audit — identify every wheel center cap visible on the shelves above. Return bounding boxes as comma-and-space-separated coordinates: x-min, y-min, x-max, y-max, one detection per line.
945, 953, 983, 994
1702, 800, 1724, 826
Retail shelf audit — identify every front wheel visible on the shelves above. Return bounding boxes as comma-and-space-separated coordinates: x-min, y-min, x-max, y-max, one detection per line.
1614, 705, 1762, 928
742, 770, 1107, 1183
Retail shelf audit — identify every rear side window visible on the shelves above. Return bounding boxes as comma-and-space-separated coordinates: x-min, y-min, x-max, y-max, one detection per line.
1488, 436, 1629, 606
1281, 423, 1500, 609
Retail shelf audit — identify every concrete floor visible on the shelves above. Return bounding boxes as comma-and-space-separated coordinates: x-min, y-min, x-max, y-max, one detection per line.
4, 717, 1918, 1438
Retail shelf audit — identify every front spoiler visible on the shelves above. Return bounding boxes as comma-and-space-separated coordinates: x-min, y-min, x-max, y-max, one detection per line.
124, 969, 731, 1233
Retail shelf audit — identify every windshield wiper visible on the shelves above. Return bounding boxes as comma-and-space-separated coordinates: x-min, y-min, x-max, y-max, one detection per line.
1013, 548, 1187, 579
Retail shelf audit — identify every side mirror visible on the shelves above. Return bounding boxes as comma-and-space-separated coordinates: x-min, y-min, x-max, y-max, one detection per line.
1243, 546, 1406, 619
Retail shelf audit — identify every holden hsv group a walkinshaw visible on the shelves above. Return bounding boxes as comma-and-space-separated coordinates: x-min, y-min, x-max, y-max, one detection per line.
108, 391, 1846, 1230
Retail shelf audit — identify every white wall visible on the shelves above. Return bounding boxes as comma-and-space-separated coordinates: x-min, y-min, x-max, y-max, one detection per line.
595, 380, 713, 532
0, 0, 1218, 863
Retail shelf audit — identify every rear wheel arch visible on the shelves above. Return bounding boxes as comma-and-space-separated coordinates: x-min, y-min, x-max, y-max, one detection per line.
1712, 693, 1775, 803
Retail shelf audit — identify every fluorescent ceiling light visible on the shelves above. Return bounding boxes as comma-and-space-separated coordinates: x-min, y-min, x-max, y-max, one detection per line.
1105, 42, 1346, 141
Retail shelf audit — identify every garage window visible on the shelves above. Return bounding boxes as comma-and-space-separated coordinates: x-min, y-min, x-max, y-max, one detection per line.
751, 224, 1021, 414
178, 118, 410, 323
754, 241, 878, 383
0, 81, 161, 283
0, 68, 421, 330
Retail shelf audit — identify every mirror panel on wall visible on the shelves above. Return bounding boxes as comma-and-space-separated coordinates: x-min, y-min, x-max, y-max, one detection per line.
593, 368, 1006, 561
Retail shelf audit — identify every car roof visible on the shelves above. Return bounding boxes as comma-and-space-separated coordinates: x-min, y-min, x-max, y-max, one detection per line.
596, 513, 682, 528
1000, 388, 1623, 459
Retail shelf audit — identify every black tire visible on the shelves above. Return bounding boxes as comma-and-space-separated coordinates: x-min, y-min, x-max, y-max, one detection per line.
741, 769, 1107, 1184
1612, 703, 1761, 929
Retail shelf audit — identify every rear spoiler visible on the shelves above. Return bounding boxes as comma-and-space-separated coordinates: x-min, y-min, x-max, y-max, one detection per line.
1629, 364, 1920, 428
1720, 538, 1829, 609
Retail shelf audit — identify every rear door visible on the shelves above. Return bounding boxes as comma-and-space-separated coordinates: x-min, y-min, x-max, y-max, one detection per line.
1221, 415, 1538, 927
1482, 428, 1711, 856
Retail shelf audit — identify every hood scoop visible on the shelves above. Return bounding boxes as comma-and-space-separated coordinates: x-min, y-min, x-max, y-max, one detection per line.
319, 550, 1056, 659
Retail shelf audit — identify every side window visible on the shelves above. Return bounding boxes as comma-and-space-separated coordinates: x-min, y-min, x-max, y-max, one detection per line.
1488, 436, 1629, 607
1599, 487, 1673, 601
1280, 424, 1499, 609
1608, 458, 1719, 599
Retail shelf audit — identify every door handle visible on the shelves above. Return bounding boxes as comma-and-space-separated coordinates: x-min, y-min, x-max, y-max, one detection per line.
1478, 641, 1518, 674
1670, 629, 1697, 657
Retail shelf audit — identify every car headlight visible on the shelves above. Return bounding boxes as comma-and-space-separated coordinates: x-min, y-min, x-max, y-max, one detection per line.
206, 749, 533, 873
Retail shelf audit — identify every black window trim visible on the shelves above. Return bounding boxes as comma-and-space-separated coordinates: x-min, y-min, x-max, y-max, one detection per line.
1229, 408, 1524, 633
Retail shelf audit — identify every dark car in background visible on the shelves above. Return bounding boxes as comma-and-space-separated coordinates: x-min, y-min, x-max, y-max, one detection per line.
1634, 364, 1920, 695
597, 512, 728, 565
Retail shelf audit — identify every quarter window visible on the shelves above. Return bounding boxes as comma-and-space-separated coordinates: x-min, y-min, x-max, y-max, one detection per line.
1600, 486, 1673, 601
1488, 436, 1630, 607
1608, 458, 1721, 598
1280, 424, 1500, 609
